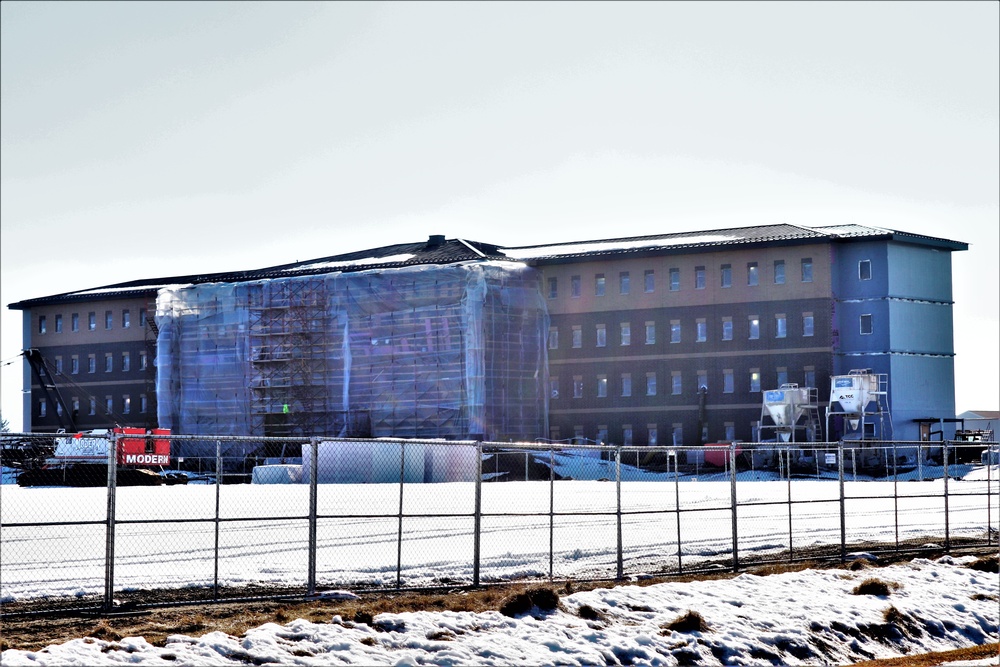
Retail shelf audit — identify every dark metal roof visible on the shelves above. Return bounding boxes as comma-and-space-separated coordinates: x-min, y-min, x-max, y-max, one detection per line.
8, 225, 967, 310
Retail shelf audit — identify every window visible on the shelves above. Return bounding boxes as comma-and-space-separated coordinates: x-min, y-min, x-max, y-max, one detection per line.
122, 352, 130, 372
620, 322, 631, 346
573, 427, 585, 445
669, 268, 680, 291
750, 369, 761, 393
747, 262, 759, 286
648, 426, 658, 446
573, 376, 583, 399
646, 372, 657, 396
619, 272, 630, 295
621, 373, 632, 397
105, 310, 113, 330
774, 260, 785, 285
595, 274, 606, 296
722, 317, 733, 341
139, 351, 148, 371
721, 264, 732, 288
104, 353, 113, 372
725, 423, 736, 441
804, 366, 816, 388
89, 398, 96, 416
72, 397, 80, 414
671, 372, 682, 395
672, 424, 684, 446
548, 327, 558, 350
105, 396, 113, 415
749, 316, 760, 340
88, 312, 96, 331
722, 368, 736, 394
859, 259, 872, 281
860, 313, 873, 335
38, 316, 47, 334
776, 368, 788, 386
702, 424, 709, 444
550, 377, 559, 399
775, 314, 787, 338
88, 354, 96, 373
140, 394, 148, 413
55, 356, 63, 375
695, 266, 706, 289
122, 395, 131, 414
697, 371, 708, 392
801, 258, 813, 282
622, 425, 633, 446
139, 308, 147, 328
802, 312, 814, 337
71, 356, 79, 374
645, 321, 655, 345
122, 309, 131, 328
571, 275, 581, 298
597, 426, 608, 445
572, 325, 582, 348
696, 319, 707, 342
670, 320, 681, 343
72, 313, 80, 332
597, 374, 608, 398
55, 314, 63, 333
596, 324, 606, 347
548, 277, 558, 299
38, 400, 47, 418
644, 269, 654, 293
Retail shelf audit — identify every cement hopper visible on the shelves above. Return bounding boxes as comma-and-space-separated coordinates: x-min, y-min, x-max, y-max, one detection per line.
762, 384, 816, 442
830, 371, 881, 430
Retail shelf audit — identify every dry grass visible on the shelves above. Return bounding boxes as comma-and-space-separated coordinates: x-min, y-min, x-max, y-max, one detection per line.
849, 642, 999, 667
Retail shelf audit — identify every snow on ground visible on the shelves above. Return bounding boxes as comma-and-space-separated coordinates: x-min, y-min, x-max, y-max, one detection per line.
2, 555, 997, 666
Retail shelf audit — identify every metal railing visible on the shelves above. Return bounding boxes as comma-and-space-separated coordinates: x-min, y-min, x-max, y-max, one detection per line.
1, 433, 996, 616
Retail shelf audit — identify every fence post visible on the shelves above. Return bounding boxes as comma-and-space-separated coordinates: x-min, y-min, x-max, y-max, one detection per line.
674, 449, 682, 574
730, 441, 738, 573
786, 448, 793, 562
473, 441, 482, 587
396, 440, 405, 589
103, 430, 118, 612
838, 441, 846, 563
943, 440, 951, 552
615, 445, 623, 580
214, 440, 222, 601
549, 446, 555, 580
892, 441, 899, 552
308, 437, 319, 596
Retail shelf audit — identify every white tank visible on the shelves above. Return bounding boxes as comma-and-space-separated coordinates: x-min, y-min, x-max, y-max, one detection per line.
763, 385, 814, 441
829, 372, 880, 415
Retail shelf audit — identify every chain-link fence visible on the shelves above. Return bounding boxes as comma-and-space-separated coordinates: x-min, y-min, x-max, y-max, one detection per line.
2, 433, 997, 616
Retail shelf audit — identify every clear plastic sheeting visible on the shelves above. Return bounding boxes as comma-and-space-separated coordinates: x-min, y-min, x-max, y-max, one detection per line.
156, 262, 548, 454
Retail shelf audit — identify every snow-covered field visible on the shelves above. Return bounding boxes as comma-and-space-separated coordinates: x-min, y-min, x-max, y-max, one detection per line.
1, 555, 997, 666
2, 460, 997, 603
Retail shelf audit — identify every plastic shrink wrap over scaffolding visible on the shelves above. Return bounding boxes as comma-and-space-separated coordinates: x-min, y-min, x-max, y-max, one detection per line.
155, 262, 549, 469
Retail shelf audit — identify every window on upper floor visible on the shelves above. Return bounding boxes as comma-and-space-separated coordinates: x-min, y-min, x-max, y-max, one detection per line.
648, 426, 658, 446
55, 314, 63, 333
122, 395, 131, 414
548, 327, 558, 350
722, 317, 733, 341
597, 374, 608, 398
88, 355, 96, 373
671, 372, 682, 396
669, 268, 680, 291
859, 259, 872, 281
122, 351, 131, 372
105, 396, 113, 415
748, 316, 760, 340
644, 270, 654, 293
38, 316, 47, 334
596, 324, 606, 348
774, 260, 785, 285
747, 262, 759, 286
619, 271, 630, 295
723, 369, 734, 394
621, 373, 632, 397
804, 367, 816, 388
89, 398, 96, 415
645, 321, 655, 345
573, 376, 583, 399
620, 322, 631, 346
140, 394, 148, 413
595, 274, 606, 297
860, 314, 873, 335
647, 372, 657, 396
776, 368, 788, 387
88, 312, 96, 331
572, 325, 582, 348
105, 310, 113, 330
139, 308, 147, 328
548, 277, 558, 299
72, 313, 80, 332
721, 264, 732, 288
696, 319, 707, 343
71, 356, 79, 374
38, 400, 47, 418
775, 314, 787, 338
104, 353, 113, 373
801, 258, 813, 282
695, 266, 706, 289
550, 376, 559, 399
670, 320, 681, 344
571, 275, 581, 298
749, 369, 761, 393
123, 309, 131, 328
139, 351, 148, 370
802, 313, 814, 337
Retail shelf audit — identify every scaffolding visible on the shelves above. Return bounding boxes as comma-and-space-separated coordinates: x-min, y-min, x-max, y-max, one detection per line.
155, 262, 548, 452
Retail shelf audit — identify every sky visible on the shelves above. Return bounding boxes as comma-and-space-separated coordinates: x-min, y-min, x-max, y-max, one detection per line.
2, 2, 998, 431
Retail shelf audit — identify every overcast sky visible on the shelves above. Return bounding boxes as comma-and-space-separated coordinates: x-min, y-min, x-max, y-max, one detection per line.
2, 1, 997, 430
